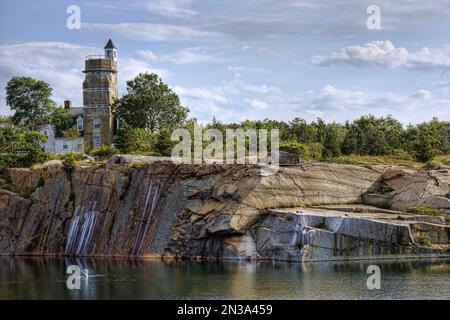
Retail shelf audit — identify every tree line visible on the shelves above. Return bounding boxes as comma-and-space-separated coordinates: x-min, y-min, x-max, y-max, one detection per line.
1, 74, 449, 172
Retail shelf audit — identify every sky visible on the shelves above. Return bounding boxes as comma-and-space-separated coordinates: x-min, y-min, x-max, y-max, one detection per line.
0, 0, 449, 124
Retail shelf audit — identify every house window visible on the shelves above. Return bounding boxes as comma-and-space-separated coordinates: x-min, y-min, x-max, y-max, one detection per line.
63, 143, 68, 150
94, 118, 101, 129
43, 130, 48, 137
94, 136, 101, 147
77, 117, 84, 131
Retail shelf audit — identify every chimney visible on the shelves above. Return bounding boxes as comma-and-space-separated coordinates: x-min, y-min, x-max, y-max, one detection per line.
64, 100, 72, 109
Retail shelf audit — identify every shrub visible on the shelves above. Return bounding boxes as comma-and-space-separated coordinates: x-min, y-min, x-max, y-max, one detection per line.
419, 233, 432, 247
62, 126, 80, 138
115, 124, 153, 154
280, 141, 322, 161
89, 145, 119, 160
406, 206, 442, 216
61, 152, 84, 174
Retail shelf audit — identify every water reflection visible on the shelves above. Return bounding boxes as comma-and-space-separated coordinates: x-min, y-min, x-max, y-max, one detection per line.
0, 257, 449, 299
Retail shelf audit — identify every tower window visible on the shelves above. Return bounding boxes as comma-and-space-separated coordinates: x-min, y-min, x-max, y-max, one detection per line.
94, 136, 101, 147
94, 118, 101, 129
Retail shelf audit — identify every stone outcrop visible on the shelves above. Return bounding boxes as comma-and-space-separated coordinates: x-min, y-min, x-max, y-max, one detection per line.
370, 167, 450, 220
0, 156, 449, 261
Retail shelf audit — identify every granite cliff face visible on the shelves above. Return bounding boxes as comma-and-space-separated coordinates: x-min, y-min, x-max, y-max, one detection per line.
0, 156, 449, 261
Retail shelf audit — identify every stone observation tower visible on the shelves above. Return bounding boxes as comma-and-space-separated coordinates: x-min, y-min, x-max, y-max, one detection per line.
82, 38, 118, 150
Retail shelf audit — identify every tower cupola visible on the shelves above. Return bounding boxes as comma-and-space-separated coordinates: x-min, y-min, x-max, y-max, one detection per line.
104, 38, 117, 61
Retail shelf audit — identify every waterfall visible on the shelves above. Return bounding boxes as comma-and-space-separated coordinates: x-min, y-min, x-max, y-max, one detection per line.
64, 202, 104, 256
133, 178, 153, 254
133, 177, 163, 255
136, 184, 161, 254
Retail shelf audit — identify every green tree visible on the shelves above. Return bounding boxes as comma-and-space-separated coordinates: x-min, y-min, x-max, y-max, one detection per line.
115, 123, 154, 154
0, 126, 48, 170
154, 128, 175, 156
6, 77, 56, 131
63, 126, 80, 139
113, 73, 189, 131
406, 120, 443, 162
342, 115, 404, 156
50, 106, 72, 135
322, 123, 346, 159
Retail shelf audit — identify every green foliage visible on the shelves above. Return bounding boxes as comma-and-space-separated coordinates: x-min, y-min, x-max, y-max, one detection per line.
342, 115, 404, 156
196, 115, 449, 164
405, 119, 445, 162
113, 72, 189, 131
321, 122, 346, 159
63, 126, 80, 138
61, 152, 84, 174
154, 128, 175, 156
51, 107, 73, 136
0, 116, 12, 126
406, 206, 442, 216
419, 233, 432, 247
280, 141, 309, 158
89, 145, 119, 160
0, 126, 48, 172
278, 141, 323, 161
115, 123, 154, 154
6, 76, 56, 131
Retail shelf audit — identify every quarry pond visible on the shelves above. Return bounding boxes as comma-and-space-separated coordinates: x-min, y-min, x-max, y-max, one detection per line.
0, 257, 449, 300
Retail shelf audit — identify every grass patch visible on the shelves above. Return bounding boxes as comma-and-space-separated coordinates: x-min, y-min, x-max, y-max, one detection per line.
428, 155, 450, 167
329, 155, 421, 167
406, 206, 442, 216
419, 233, 432, 247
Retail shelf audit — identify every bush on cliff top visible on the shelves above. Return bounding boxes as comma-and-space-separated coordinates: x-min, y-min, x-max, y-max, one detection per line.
89, 145, 119, 160
61, 152, 84, 174
0, 126, 49, 173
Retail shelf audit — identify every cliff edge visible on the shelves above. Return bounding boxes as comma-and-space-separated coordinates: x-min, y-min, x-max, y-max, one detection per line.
0, 156, 449, 261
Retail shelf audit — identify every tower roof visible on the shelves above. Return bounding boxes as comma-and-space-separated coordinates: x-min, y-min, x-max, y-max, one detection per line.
104, 38, 117, 49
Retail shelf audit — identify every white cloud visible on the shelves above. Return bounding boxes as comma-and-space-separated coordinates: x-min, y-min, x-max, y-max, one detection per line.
161, 47, 214, 64
173, 85, 227, 103
0, 42, 98, 113
0, 42, 169, 114
246, 99, 268, 109
174, 80, 450, 124
413, 89, 432, 99
120, 58, 169, 84
135, 50, 158, 62
83, 22, 224, 42
227, 66, 271, 74
135, 48, 216, 65
142, 0, 197, 19
312, 41, 450, 72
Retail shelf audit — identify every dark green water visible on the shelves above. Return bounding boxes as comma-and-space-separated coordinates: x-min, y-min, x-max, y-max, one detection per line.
0, 257, 449, 299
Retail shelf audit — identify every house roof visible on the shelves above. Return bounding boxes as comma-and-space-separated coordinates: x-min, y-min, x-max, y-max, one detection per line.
104, 38, 117, 49
69, 107, 84, 117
